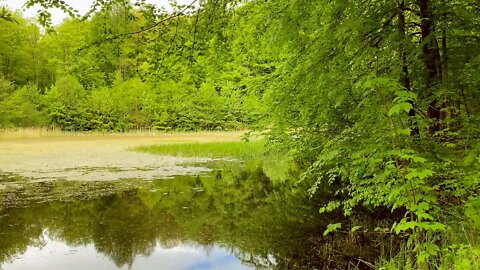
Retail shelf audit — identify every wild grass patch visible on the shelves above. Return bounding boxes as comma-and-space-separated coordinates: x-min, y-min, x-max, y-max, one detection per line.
135, 140, 265, 159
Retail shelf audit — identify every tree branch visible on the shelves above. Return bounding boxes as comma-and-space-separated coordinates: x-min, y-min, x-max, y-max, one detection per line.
80, 0, 198, 51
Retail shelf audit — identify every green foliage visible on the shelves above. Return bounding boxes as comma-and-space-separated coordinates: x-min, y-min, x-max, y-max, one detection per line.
135, 140, 265, 159
0, 0, 479, 268
0, 4, 264, 132
0, 76, 45, 127
44, 75, 87, 130
465, 197, 480, 230
87, 76, 149, 130
439, 244, 480, 270
249, 0, 480, 268
323, 223, 342, 236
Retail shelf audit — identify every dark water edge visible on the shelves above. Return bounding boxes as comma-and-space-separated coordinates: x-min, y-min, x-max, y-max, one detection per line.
0, 162, 385, 270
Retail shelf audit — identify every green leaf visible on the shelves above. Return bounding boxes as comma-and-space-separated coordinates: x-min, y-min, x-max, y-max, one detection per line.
417, 251, 429, 263
399, 128, 412, 136
351, 225, 362, 233
323, 223, 342, 236
426, 243, 440, 256
388, 102, 412, 116
394, 90, 417, 102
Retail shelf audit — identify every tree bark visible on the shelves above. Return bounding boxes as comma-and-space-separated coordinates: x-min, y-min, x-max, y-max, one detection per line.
418, 0, 443, 136
418, 0, 442, 87
398, 1, 418, 135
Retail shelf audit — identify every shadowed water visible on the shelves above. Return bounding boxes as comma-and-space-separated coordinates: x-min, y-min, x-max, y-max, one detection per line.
0, 162, 325, 270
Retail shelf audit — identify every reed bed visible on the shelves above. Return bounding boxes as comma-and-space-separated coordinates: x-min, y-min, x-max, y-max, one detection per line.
0, 127, 67, 139
0, 127, 247, 140
135, 140, 265, 159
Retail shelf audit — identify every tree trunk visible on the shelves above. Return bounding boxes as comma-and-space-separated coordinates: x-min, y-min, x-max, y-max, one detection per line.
418, 0, 443, 136
398, 1, 418, 136
418, 0, 442, 87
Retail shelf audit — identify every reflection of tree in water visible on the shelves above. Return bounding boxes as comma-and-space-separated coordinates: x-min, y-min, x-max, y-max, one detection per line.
89, 194, 158, 268
0, 162, 326, 269
0, 206, 46, 264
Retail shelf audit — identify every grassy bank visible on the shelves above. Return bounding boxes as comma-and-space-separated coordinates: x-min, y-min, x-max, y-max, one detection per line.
135, 140, 265, 159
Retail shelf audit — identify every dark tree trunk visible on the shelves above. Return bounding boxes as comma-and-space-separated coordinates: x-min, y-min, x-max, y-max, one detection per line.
441, 28, 448, 84
418, 0, 443, 136
398, 1, 418, 136
418, 0, 442, 87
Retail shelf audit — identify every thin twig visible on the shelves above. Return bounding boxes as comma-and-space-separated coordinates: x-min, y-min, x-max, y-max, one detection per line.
79, 0, 198, 51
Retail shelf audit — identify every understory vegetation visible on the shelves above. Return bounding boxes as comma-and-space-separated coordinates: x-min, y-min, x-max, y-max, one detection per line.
1, 0, 480, 268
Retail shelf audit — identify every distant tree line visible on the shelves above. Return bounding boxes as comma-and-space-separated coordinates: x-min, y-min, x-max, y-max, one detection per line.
0, 2, 265, 131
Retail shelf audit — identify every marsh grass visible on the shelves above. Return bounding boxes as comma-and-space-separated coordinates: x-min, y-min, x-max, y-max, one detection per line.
0, 127, 66, 139
0, 127, 246, 140
135, 140, 265, 159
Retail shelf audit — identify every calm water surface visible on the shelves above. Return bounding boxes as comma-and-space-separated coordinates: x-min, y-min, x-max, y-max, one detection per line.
0, 162, 322, 270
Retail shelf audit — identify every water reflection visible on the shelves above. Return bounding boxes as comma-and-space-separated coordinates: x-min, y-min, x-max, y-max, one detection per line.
0, 162, 321, 269
4, 235, 251, 270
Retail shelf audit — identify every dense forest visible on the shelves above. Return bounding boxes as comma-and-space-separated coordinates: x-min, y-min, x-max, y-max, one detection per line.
0, 0, 266, 131
1, 0, 480, 269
